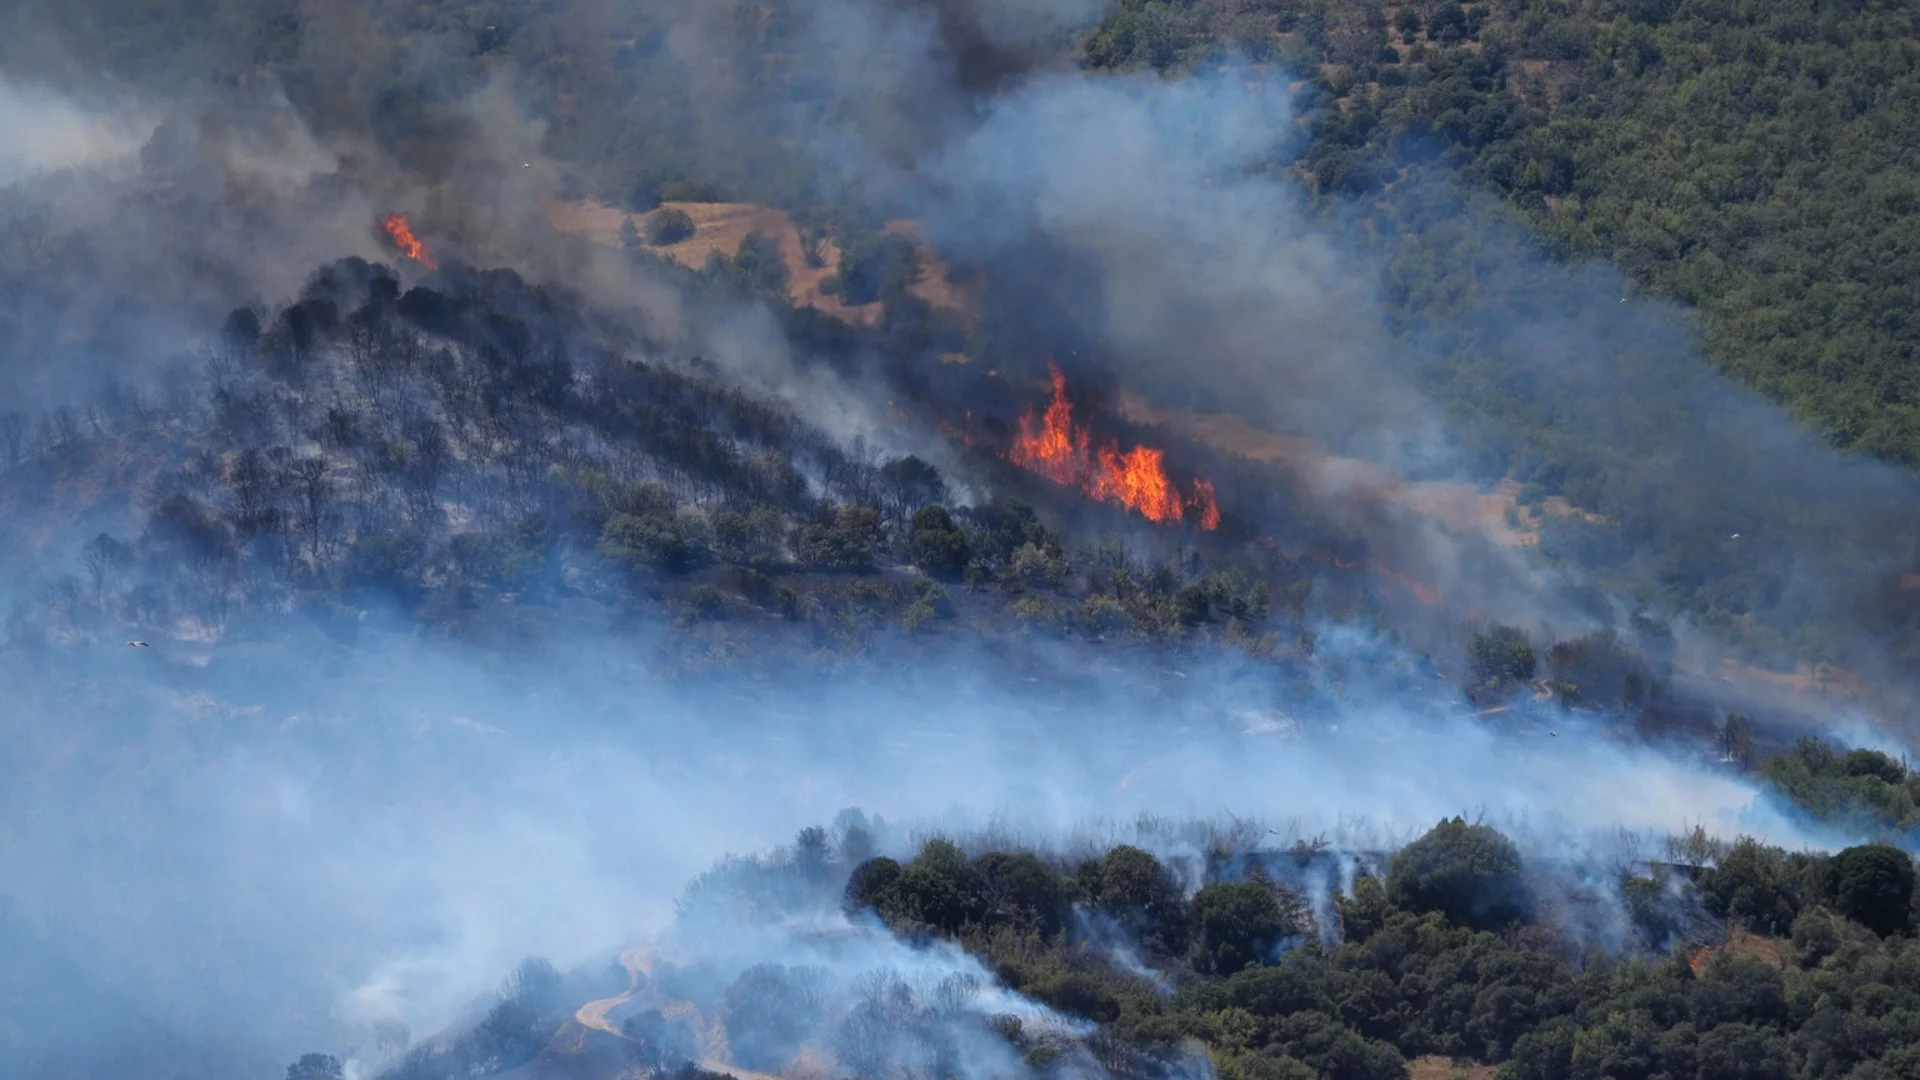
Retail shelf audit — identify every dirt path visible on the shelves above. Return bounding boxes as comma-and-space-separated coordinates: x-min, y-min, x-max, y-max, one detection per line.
565, 946, 785, 1080
573, 947, 650, 1036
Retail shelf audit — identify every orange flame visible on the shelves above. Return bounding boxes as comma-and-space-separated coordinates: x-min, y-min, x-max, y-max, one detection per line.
1008, 361, 1219, 529
1190, 479, 1222, 531
381, 213, 436, 269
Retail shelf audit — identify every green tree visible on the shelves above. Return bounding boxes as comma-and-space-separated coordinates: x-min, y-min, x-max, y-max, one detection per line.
1088, 845, 1190, 956
909, 505, 971, 575
974, 851, 1069, 937
844, 856, 902, 916
1191, 882, 1290, 976
1699, 838, 1807, 935
1386, 818, 1532, 930
1823, 844, 1915, 937
887, 838, 986, 934
791, 505, 883, 569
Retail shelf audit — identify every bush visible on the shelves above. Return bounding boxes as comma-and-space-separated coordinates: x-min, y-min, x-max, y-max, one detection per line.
722, 964, 822, 1072
909, 505, 971, 575
1468, 625, 1537, 687
792, 505, 883, 569
599, 512, 709, 575
647, 208, 696, 245
1386, 818, 1532, 930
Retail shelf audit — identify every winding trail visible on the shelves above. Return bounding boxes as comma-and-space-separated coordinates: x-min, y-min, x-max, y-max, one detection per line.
566, 947, 784, 1080
573, 947, 650, 1036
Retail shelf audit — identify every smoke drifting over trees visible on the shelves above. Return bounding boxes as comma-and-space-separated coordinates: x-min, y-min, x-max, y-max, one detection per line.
0, 2, 1918, 1080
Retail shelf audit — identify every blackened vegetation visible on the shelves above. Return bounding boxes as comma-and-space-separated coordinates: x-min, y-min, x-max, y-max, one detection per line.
369, 957, 600, 1080
0, 256, 1522, 699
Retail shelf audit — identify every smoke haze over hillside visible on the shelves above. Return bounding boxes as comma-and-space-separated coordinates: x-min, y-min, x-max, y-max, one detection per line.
0, 615, 1837, 1076
1, 2, 1918, 1078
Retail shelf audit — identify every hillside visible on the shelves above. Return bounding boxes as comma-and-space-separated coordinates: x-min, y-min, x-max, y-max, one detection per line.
541, 198, 980, 330
354, 813, 1920, 1080
2, 3, 1920, 1080
1086, 0, 1920, 463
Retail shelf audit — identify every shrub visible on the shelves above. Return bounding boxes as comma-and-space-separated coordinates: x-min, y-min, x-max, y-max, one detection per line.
909, 505, 971, 575
647, 208, 696, 245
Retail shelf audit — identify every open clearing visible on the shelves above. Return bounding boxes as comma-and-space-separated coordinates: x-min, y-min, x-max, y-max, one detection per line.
542, 198, 978, 327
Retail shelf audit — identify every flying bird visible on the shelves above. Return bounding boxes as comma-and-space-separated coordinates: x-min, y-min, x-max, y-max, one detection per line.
127, 641, 149, 648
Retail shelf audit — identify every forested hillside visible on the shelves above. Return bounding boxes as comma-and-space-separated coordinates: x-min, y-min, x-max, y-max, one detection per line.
1088, 0, 1920, 462
366, 806, 1920, 1080
7, 0, 1917, 674
4, 4, 1920, 1079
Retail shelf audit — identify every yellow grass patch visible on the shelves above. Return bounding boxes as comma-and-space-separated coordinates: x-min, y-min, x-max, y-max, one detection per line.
541, 198, 978, 327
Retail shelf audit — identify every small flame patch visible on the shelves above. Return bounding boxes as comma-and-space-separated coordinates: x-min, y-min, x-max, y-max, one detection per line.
380, 213, 436, 269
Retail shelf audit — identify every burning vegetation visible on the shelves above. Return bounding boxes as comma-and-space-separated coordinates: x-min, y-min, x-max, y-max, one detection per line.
1009, 361, 1221, 530
380, 212, 435, 269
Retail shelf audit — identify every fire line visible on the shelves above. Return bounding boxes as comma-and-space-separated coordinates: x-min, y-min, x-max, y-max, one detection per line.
1007, 361, 1221, 530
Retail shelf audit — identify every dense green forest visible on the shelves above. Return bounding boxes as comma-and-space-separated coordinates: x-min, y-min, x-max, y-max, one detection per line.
1085, 0, 1920, 464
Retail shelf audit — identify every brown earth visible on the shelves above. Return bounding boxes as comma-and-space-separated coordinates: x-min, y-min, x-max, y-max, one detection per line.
1116, 392, 1599, 548
559, 945, 785, 1080
1689, 929, 1794, 975
541, 198, 979, 327
1408, 1057, 1498, 1080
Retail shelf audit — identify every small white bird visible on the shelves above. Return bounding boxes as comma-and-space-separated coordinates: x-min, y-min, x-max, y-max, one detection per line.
1730, 532, 1741, 539
127, 641, 148, 648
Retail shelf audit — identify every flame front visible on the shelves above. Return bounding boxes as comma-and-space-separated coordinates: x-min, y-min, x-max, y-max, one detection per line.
381, 213, 436, 269
1008, 361, 1219, 529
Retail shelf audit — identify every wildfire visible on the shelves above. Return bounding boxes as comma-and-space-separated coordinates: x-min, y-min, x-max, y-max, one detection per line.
380, 213, 436, 269
1008, 361, 1220, 530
